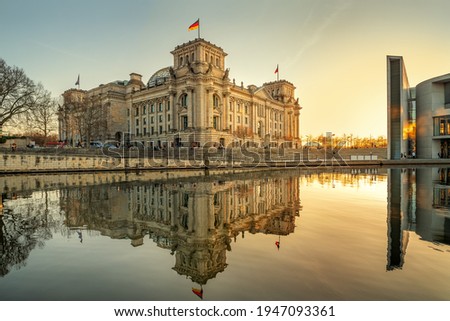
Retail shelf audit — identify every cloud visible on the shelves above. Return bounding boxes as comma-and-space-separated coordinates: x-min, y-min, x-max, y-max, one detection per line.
286, 0, 353, 68
31, 40, 96, 63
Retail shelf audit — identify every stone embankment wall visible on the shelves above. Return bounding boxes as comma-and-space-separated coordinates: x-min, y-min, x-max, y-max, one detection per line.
0, 148, 390, 174
1, 153, 124, 173
0, 152, 212, 173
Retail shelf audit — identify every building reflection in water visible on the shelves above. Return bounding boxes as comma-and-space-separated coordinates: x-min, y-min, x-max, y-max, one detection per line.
387, 167, 450, 271
59, 172, 302, 286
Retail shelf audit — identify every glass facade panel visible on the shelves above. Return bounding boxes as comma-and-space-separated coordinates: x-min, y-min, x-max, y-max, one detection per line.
434, 116, 450, 136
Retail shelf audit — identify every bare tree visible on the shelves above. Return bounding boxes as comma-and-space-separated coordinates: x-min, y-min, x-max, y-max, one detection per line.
10, 83, 58, 141
0, 58, 36, 130
29, 84, 58, 140
60, 90, 107, 146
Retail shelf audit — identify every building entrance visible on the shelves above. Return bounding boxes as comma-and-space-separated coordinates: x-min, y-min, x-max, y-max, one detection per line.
439, 140, 450, 158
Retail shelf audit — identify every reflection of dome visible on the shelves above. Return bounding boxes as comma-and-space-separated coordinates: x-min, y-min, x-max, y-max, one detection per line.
147, 67, 170, 87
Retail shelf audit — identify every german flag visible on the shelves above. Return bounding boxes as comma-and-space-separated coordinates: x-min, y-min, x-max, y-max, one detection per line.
188, 19, 199, 31
192, 287, 203, 299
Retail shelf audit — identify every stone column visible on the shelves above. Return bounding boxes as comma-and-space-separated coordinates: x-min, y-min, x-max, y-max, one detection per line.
169, 92, 176, 130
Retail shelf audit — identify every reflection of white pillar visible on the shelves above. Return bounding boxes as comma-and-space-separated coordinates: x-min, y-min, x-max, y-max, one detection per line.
416, 167, 434, 240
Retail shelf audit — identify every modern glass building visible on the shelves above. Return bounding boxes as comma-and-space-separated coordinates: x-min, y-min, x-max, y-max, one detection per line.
387, 55, 450, 159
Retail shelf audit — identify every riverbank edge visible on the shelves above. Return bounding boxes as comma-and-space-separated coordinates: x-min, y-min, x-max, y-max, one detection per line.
2, 157, 450, 175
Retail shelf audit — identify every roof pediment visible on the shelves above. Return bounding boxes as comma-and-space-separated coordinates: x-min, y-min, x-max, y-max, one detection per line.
253, 86, 274, 100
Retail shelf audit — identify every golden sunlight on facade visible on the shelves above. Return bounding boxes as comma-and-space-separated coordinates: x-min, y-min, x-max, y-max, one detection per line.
58, 38, 301, 149
387, 55, 450, 159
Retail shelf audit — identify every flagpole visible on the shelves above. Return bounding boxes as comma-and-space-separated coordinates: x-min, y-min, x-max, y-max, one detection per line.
198, 18, 200, 39
277, 64, 279, 81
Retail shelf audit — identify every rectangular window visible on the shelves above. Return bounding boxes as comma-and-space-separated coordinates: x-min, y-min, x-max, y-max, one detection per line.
159, 126, 163, 134
136, 119, 139, 126
167, 101, 170, 111
168, 114, 171, 121
445, 82, 450, 107
245, 117, 248, 125
159, 103, 163, 112
151, 127, 154, 135
143, 118, 147, 125
136, 128, 139, 136
151, 104, 155, 113
182, 116, 188, 129
182, 193, 189, 207
143, 105, 146, 114
135, 107, 139, 116
159, 115, 163, 122
144, 127, 147, 135
151, 116, 154, 124
237, 116, 241, 123
229, 115, 232, 122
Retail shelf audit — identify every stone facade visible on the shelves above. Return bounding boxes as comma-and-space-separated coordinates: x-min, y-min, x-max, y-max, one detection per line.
58, 81, 132, 145
59, 38, 301, 148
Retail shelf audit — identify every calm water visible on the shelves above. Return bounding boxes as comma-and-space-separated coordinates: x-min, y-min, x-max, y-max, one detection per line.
1, 167, 450, 301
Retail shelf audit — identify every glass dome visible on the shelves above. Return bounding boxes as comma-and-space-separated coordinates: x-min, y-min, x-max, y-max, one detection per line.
147, 67, 170, 87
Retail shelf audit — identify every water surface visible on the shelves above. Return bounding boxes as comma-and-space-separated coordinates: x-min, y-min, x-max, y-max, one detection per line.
0, 168, 449, 300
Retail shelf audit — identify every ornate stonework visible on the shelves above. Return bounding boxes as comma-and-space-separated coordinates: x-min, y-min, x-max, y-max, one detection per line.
60, 38, 302, 148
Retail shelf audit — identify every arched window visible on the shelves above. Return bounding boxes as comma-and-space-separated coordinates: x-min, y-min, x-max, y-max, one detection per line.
191, 52, 194, 62
180, 94, 188, 108
216, 57, 219, 66
213, 94, 220, 108
179, 56, 183, 66
185, 54, 189, 63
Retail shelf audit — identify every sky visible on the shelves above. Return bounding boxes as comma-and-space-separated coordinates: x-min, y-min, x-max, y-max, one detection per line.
2, 0, 450, 138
